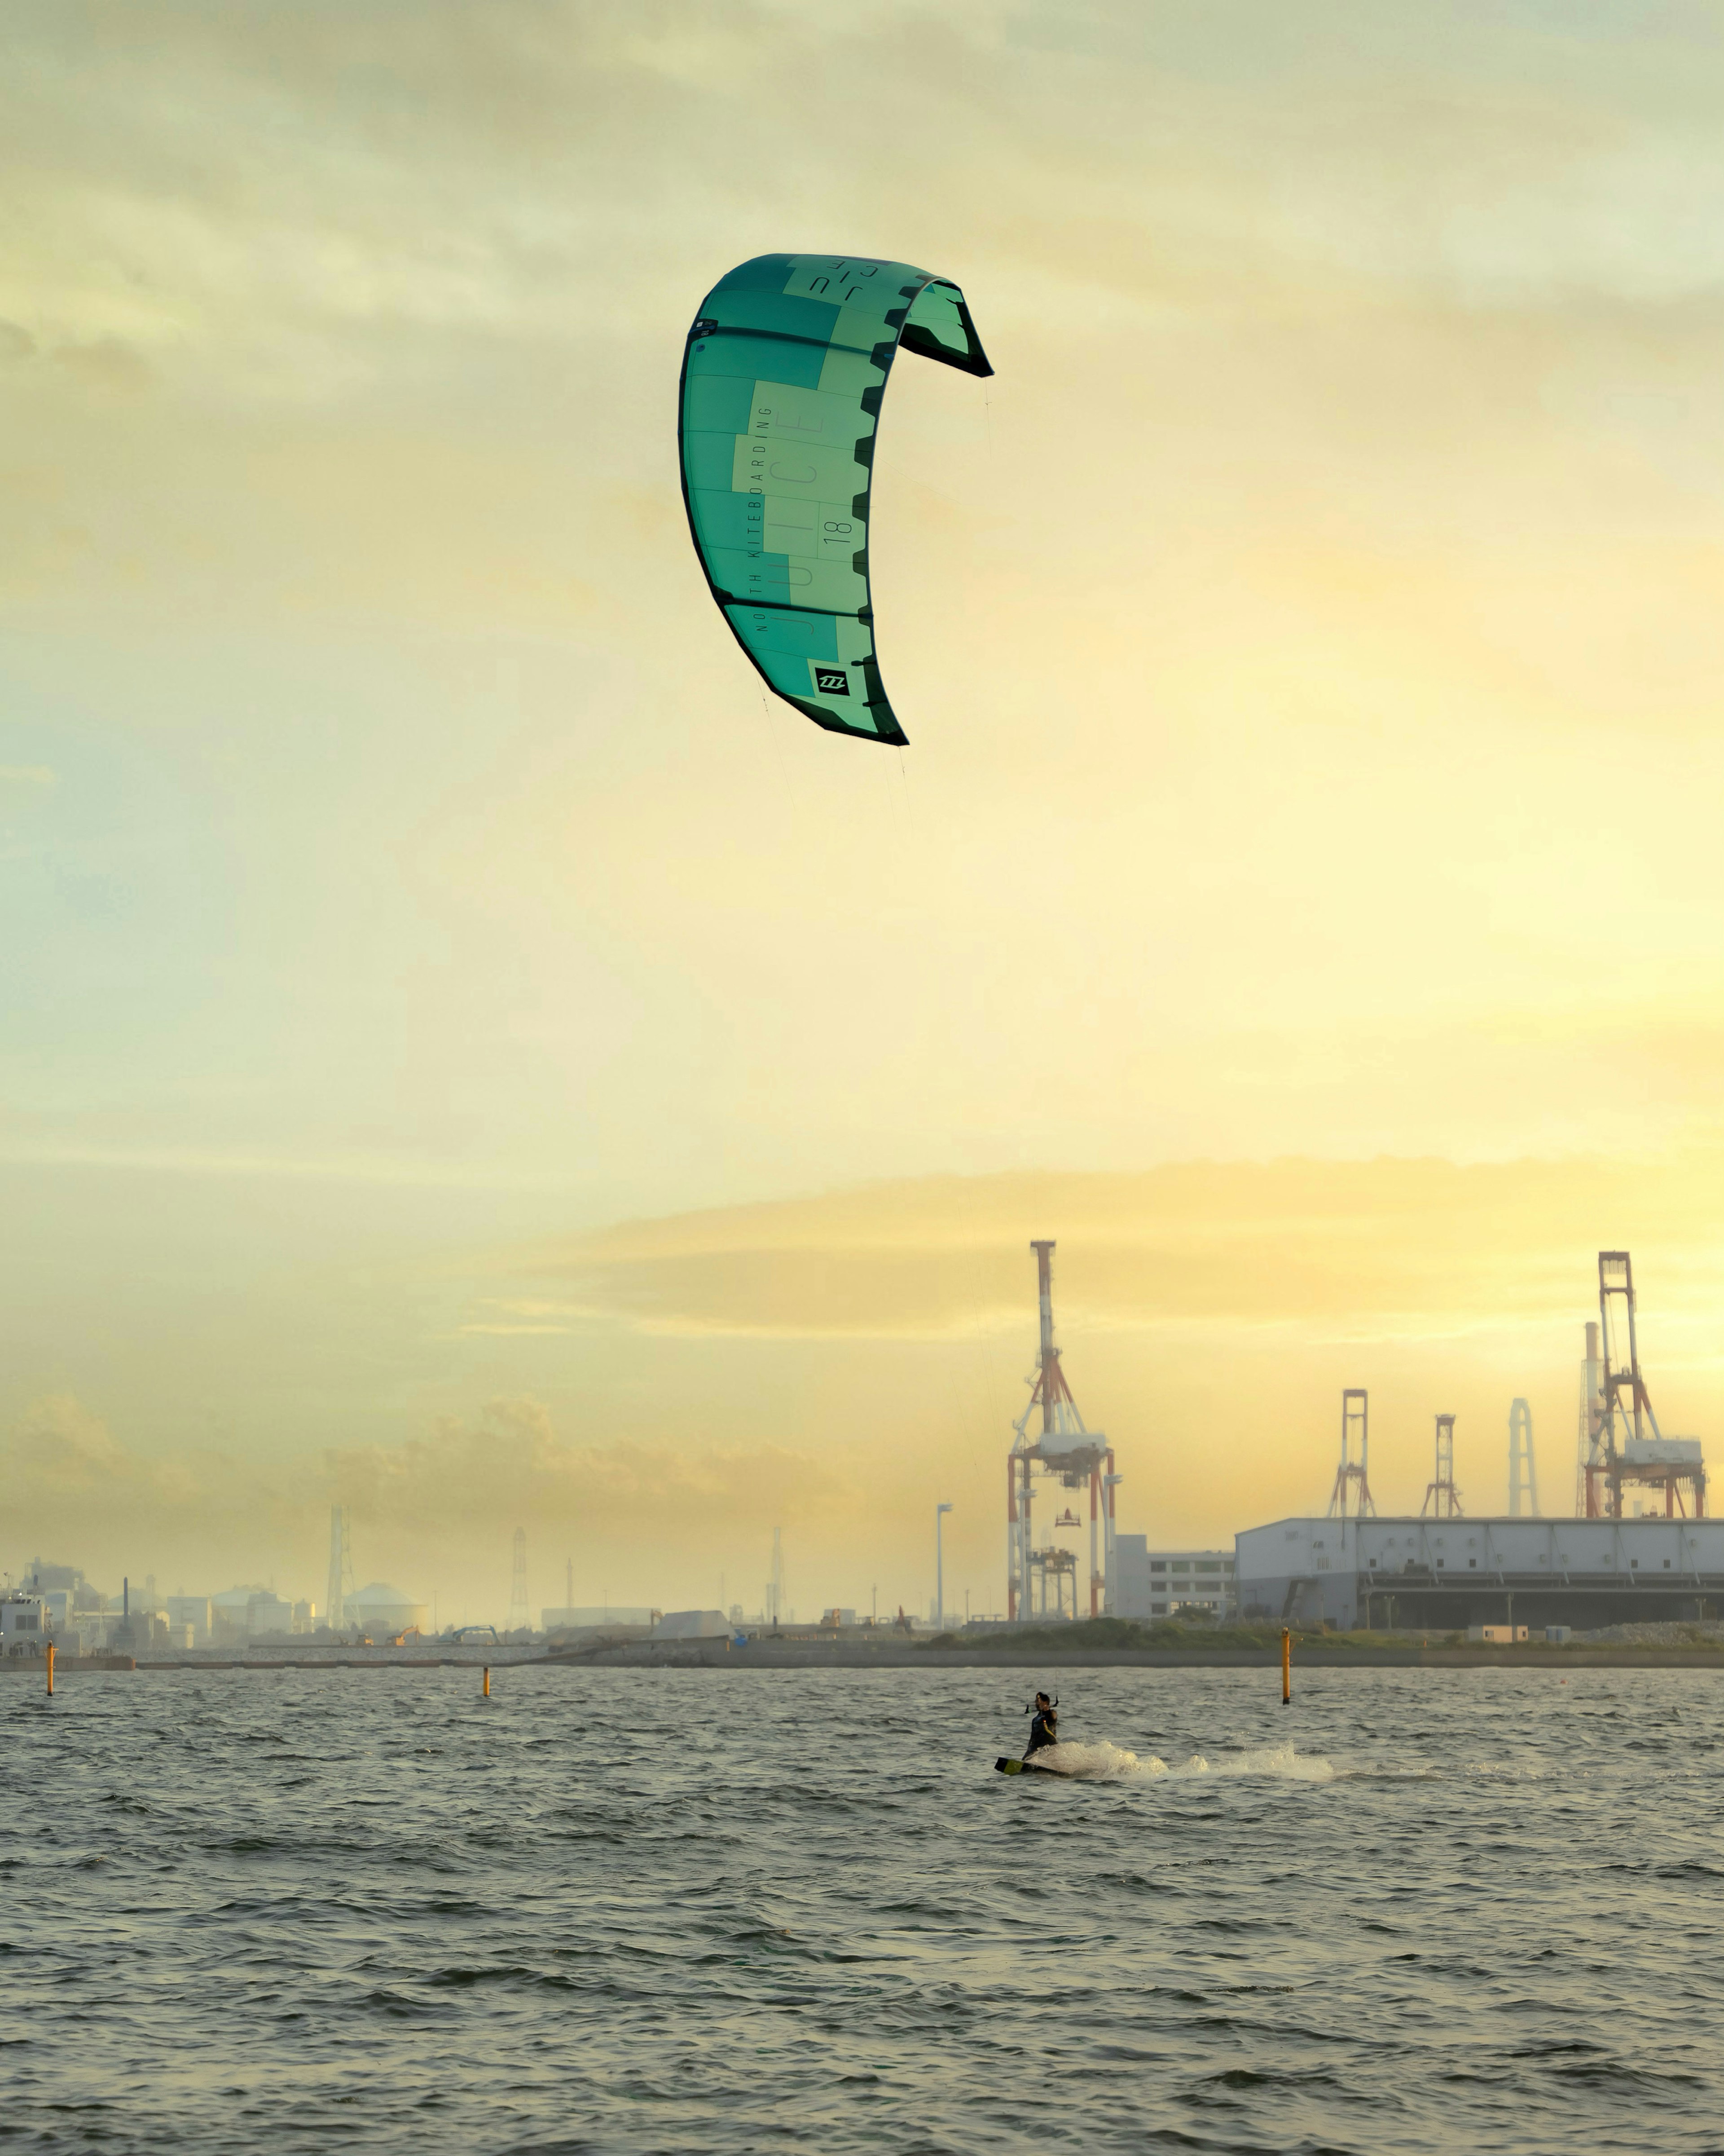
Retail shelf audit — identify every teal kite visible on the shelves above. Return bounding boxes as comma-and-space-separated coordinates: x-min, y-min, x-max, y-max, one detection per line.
679, 254, 991, 746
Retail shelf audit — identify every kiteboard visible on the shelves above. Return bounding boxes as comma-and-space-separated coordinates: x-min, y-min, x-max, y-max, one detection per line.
994, 1755, 1064, 1777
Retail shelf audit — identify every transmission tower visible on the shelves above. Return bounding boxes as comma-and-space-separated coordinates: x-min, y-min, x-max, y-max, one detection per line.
1508, 1398, 1539, 1516
325, 1506, 354, 1632
508, 1527, 529, 1634
1421, 1414, 1462, 1517
1328, 1389, 1376, 1517
768, 1527, 784, 1629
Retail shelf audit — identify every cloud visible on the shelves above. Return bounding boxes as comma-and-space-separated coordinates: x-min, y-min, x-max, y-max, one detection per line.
0, 1389, 857, 1610
4, 1393, 286, 1535
321, 1396, 853, 1543
11, 1393, 129, 1489
498, 1153, 1724, 1342
50, 337, 152, 393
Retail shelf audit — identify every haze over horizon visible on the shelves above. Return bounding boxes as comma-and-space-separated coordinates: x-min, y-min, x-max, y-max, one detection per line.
7, 1, 1724, 1619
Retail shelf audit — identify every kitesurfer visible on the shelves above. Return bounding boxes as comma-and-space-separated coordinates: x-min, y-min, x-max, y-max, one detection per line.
1023, 1692, 1058, 1758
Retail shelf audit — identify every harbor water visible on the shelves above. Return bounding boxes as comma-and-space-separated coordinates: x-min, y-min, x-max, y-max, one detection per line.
4, 1663, 1721, 2152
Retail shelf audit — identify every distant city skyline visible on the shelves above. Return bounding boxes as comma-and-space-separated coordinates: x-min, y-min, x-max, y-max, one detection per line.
9, 1151, 1724, 1614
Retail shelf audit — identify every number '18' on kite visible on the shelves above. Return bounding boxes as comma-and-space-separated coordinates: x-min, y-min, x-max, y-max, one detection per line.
679, 254, 991, 747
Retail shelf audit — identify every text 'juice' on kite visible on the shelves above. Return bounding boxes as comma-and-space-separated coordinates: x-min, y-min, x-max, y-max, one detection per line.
678, 253, 991, 747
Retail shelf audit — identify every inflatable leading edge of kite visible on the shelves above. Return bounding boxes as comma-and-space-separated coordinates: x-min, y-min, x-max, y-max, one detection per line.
679, 254, 991, 747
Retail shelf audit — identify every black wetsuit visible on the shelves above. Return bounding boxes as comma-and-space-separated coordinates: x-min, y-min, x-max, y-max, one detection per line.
1024, 1707, 1058, 1758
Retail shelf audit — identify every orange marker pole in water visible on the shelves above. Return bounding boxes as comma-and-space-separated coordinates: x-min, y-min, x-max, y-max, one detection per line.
483, 1665, 490, 1699
1281, 1628, 1291, 1707
46, 1641, 54, 1697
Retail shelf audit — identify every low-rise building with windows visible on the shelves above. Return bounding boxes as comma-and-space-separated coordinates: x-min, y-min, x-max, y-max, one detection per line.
1, 1595, 49, 1656
1114, 1539, 1236, 1620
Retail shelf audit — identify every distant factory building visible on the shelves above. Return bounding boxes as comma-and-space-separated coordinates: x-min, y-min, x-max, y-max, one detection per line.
25, 1561, 85, 1596
651, 1610, 730, 1640
1237, 1517, 1724, 1629
164, 1596, 211, 1646
210, 1587, 260, 1642
246, 1592, 295, 1637
1114, 1539, 1236, 1621
24, 1565, 106, 1649
209, 1587, 299, 1640
44, 1598, 127, 1654
542, 1606, 655, 1631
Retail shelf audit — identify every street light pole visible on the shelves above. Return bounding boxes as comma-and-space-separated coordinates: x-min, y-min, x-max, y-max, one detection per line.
936, 1503, 954, 1631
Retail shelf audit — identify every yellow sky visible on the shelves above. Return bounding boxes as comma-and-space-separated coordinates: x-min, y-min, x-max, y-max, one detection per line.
4, 3, 1724, 1615
10, 1151, 1724, 1614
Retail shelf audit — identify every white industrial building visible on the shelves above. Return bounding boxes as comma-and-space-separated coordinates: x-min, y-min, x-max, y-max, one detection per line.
1236, 1516, 1724, 1629
0, 1595, 48, 1656
1114, 1539, 1236, 1620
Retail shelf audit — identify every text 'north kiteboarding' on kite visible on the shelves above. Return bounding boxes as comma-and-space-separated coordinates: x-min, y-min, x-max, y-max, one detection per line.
678, 254, 991, 747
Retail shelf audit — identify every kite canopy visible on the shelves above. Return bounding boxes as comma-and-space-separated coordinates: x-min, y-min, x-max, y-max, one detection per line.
679, 254, 991, 746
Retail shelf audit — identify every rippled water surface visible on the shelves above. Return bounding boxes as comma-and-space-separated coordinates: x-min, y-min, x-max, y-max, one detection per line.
4, 1663, 1722, 2153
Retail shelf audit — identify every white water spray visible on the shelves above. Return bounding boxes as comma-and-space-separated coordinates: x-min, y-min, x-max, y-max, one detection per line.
1032, 1740, 1335, 1783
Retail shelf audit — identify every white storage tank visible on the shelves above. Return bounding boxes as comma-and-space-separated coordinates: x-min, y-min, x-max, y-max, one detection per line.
345, 1583, 429, 1636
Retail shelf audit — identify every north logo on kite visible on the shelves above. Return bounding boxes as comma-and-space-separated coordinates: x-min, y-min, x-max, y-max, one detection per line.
813, 668, 851, 696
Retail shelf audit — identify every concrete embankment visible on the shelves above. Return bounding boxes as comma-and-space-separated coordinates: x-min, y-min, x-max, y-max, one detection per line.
549, 1640, 1724, 1672
0, 1648, 540, 1675
0, 1654, 136, 1675
11, 1644, 1724, 1675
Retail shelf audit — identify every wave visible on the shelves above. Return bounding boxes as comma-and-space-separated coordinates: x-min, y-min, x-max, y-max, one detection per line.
1030, 1740, 1334, 1783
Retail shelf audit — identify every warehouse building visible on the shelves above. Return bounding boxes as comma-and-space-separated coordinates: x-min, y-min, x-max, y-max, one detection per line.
1236, 1516, 1724, 1630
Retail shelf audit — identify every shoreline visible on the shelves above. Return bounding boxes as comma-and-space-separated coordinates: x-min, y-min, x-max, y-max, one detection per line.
9, 1645, 1724, 1675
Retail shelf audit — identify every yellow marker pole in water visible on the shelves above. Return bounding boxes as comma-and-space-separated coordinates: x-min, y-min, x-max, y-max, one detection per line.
483, 1665, 490, 1699
1281, 1628, 1291, 1707
46, 1641, 54, 1697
